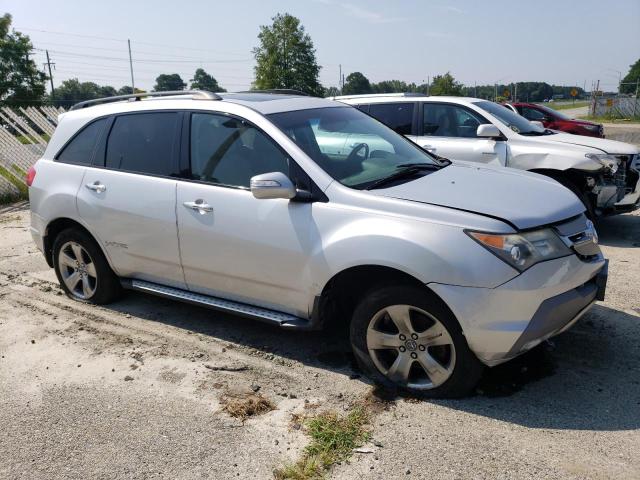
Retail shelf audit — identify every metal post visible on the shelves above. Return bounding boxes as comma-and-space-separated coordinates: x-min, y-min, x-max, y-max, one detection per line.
128, 39, 135, 93
44, 50, 55, 99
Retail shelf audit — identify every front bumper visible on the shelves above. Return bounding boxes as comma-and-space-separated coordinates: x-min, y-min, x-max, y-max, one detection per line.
429, 254, 607, 366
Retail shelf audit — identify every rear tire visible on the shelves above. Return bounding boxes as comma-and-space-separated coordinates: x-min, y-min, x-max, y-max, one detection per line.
350, 285, 484, 399
52, 228, 122, 304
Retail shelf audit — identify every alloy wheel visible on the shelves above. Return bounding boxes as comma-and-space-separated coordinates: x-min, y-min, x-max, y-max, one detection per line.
58, 241, 98, 300
366, 304, 456, 389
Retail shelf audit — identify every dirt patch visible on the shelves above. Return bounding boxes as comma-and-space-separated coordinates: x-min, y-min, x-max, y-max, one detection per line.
221, 391, 276, 420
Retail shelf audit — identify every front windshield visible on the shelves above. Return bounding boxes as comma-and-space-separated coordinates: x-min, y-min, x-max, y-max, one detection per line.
537, 104, 571, 121
474, 101, 545, 135
268, 107, 438, 189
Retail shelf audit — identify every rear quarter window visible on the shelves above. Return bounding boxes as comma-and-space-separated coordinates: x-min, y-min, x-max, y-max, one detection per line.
56, 118, 108, 165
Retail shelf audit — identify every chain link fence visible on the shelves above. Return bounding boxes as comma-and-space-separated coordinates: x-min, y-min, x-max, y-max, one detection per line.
592, 96, 640, 119
0, 106, 63, 203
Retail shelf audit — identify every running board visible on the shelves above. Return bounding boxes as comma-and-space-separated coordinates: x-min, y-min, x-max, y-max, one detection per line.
123, 279, 311, 329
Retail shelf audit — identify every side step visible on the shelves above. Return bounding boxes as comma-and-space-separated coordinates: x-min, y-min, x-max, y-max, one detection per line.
123, 279, 311, 329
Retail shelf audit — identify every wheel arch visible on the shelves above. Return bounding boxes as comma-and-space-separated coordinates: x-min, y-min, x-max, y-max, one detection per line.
312, 264, 454, 330
43, 217, 113, 270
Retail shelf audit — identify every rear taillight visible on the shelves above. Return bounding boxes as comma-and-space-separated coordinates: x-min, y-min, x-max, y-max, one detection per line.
26, 166, 36, 187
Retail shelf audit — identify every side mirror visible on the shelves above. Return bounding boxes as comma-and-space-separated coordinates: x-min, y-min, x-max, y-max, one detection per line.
476, 124, 501, 138
530, 120, 545, 129
250, 172, 296, 200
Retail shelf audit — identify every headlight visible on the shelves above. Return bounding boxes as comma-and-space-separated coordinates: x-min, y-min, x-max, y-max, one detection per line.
466, 229, 571, 272
585, 153, 619, 173
582, 124, 600, 132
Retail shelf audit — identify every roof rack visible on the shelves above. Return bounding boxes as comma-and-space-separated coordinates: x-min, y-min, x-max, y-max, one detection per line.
332, 92, 427, 100
238, 89, 311, 97
69, 90, 221, 111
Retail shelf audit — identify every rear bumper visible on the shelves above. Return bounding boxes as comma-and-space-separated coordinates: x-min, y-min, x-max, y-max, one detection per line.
429, 254, 607, 366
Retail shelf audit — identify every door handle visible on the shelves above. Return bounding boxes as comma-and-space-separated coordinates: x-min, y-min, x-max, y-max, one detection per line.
183, 200, 213, 214
85, 182, 106, 193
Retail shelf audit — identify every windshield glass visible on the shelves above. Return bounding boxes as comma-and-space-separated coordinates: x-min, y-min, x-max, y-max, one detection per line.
268, 107, 438, 189
474, 101, 545, 135
537, 104, 571, 120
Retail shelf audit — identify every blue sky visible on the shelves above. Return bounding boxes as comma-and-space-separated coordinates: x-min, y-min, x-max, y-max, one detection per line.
3, 0, 639, 92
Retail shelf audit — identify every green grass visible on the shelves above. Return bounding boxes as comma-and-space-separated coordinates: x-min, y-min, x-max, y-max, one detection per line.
274, 406, 371, 480
534, 101, 589, 110
16, 133, 50, 144
0, 165, 28, 199
578, 114, 640, 124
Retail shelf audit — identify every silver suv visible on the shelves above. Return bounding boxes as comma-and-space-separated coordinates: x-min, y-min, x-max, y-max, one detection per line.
28, 90, 608, 398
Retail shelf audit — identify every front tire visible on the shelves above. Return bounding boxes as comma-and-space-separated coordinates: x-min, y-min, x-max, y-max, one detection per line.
52, 228, 122, 304
350, 285, 484, 398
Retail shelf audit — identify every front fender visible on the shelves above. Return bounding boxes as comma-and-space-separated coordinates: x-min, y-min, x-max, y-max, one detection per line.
308, 211, 519, 297
509, 151, 603, 172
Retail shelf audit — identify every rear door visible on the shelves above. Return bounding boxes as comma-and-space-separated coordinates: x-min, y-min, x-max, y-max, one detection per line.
416, 102, 507, 166
366, 102, 418, 141
77, 111, 185, 288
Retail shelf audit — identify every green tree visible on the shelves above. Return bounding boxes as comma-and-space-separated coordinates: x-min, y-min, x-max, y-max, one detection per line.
342, 72, 372, 95
324, 86, 340, 97
0, 13, 47, 106
51, 79, 102, 107
621, 59, 640, 94
252, 13, 322, 96
190, 68, 226, 92
429, 72, 464, 96
153, 73, 186, 92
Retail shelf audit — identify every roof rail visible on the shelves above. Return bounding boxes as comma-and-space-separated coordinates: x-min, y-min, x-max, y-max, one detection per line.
238, 89, 311, 97
332, 92, 427, 100
69, 90, 221, 111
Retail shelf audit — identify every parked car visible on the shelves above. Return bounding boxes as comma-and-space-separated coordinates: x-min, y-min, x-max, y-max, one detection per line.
503, 102, 604, 138
28, 90, 607, 398
335, 94, 639, 218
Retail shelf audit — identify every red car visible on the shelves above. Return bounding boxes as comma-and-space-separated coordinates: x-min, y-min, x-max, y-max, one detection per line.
504, 102, 604, 138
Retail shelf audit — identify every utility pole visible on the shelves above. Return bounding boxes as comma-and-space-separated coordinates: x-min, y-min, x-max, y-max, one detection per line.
474, 81, 477, 98
494, 83, 497, 101
592, 79, 600, 116
427, 76, 430, 96
339, 64, 342, 94
43, 50, 55, 99
127, 39, 135, 93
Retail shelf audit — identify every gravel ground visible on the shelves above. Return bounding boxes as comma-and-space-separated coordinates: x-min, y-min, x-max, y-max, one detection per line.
0, 203, 639, 479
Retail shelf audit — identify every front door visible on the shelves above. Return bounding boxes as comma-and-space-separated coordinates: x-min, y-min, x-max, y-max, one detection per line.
77, 111, 185, 288
176, 112, 313, 316
417, 102, 507, 166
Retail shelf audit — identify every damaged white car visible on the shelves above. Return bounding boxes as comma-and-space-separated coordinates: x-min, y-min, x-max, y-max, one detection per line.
336, 94, 640, 218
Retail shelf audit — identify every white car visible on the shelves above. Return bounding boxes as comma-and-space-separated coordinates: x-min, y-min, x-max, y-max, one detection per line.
28, 90, 607, 398
335, 94, 640, 218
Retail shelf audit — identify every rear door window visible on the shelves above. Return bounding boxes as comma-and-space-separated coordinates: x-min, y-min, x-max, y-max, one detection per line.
105, 112, 180, 176
56, 118, 108, 165
368, 103, 414, 135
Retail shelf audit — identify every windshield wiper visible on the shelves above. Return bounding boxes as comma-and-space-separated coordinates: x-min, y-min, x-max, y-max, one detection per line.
365, 163, 440, 190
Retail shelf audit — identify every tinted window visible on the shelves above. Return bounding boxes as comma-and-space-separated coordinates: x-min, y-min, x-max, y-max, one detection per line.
521, 106, 546, 121
190, 113, 290, 188
105, 113, 180, 175
57, 118, 107, 165
368, 103, 414, 135
423, 103, 488, 138
356, 104, 370, 113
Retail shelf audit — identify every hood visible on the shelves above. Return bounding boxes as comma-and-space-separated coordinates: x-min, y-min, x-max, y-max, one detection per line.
370, 162, 584, 230
542, 132, 639, 154
567, 118, 600, 127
